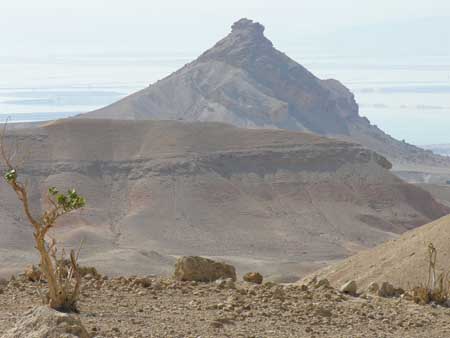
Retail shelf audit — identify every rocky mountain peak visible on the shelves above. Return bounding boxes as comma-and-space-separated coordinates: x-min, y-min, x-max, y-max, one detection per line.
227, 18, 271, 48
198, 18, 273, 62
231, 18, 265, 36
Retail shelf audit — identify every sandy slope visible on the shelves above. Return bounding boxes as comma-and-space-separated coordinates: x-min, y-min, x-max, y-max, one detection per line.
306, 214, 450, 290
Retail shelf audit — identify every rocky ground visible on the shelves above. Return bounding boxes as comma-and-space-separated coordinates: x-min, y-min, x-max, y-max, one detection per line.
2, 275, 450, 338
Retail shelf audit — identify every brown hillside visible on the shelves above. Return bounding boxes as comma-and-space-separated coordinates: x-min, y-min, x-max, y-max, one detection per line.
305, 214, 450, 290
0, 119, 448, 280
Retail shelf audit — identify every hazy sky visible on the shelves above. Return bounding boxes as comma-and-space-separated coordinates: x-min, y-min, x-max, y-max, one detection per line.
1, 1, 449, 145
2, 0, 450, 56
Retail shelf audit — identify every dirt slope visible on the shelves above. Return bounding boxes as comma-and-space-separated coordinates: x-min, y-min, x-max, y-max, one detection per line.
417, 183, 450, 208
306, 214, 450, 290
0, 119, 448, 280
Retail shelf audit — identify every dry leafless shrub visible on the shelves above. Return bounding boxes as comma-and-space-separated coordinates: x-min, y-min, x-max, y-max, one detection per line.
1, 122, 86, 312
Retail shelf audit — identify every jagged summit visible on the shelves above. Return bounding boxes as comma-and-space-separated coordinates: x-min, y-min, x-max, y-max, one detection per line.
81, 18, 450, 171
199, 18, 274, 62
231, 18, 265, 34
227, 18, 269, 45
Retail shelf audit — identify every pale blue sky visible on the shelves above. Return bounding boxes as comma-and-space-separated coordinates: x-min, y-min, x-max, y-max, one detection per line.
1, 0, 450, 56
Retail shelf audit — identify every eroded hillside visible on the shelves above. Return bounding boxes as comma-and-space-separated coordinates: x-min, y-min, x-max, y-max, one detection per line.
0, 119, 447, 280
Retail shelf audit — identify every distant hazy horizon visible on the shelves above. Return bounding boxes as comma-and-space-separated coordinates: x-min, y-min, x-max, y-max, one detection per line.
1, 0, 449, 145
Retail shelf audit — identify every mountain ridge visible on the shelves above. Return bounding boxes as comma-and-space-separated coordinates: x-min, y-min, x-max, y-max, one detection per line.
80, 19, 450, 177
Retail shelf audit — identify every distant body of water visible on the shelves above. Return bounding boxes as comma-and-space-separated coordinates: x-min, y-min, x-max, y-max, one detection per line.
1, 54, 449, 145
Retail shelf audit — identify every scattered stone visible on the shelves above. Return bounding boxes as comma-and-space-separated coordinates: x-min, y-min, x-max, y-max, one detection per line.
1, 306, 89, 338
378, 282, 395, 298
315, 306, 332, 317
0, 269, 448, 337
210, 320, 224, 329
315, 278, 330, 289
24, 265, 42, 282
132, 277, 152, 288
78, 266, 100, 279
340, 280, 357, 296
307, 276, 317, 287
271, 286, 285, 300
243, 272, 263, 284
395, 287, 405, 297
215, 278, 235, 289
174, 256, 236, 282
367, 282, 379, 294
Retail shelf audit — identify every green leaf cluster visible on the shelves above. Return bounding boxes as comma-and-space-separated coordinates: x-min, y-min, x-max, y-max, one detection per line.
4, 169, 17, 182
49, 187, 86, 212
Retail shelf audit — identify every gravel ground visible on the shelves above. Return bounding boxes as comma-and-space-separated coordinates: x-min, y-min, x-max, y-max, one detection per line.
2, 275, 450, 338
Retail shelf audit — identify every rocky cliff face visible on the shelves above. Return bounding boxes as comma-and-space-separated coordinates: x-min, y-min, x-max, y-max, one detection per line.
0, 119, 447, 280
82, 19, 450, 174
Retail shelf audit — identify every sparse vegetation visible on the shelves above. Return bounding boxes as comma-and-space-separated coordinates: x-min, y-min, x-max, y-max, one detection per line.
1, 122, 86, 312
410, 243, 450, 305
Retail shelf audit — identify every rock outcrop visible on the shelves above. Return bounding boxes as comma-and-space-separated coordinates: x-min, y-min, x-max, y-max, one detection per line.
174, 256, 236, 282
1, 306, 89, 338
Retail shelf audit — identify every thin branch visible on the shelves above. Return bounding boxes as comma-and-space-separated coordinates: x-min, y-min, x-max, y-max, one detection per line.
75, 238, 85, 262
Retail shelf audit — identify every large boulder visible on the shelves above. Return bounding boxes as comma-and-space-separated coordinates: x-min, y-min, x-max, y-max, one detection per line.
174, 256, 236, 282
1, 306, 89, 338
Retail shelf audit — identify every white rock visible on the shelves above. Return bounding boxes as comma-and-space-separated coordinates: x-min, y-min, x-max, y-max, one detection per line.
1, 306, 89, 338
367, 282, 379, 294
340, 280, 357, 295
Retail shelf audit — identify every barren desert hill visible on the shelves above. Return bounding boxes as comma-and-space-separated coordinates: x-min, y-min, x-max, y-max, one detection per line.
80, 18, 450, 177
0, 118, 448, 280
417, 183, 450, 208
304, 214, 450, 290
